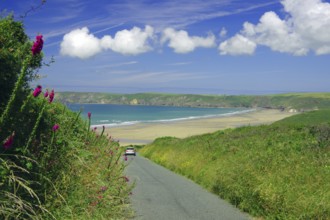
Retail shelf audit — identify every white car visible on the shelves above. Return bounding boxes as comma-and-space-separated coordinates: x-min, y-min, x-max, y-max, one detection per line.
125, 147, 136, 156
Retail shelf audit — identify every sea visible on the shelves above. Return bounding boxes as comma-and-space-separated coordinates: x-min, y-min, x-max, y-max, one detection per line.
67, 104, 254, 127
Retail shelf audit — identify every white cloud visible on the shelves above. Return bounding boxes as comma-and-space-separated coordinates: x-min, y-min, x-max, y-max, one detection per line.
101, 26, 154, 55
60, 26, 154, 59
219, 0, 330, 56
161, 28, 216, 53
219, 27, 227, 38
219, 34, 256, 55
242, 11, 308, 55
60, 27, 102, 59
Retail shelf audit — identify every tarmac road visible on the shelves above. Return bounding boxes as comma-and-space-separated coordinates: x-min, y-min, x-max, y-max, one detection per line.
125, 155, 250, 220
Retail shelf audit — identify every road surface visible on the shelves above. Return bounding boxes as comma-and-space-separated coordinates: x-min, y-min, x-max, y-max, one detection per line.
125, 155, 250, 220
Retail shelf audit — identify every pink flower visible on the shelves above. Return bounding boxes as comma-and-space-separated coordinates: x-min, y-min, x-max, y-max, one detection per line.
49, 89, 54, 103
44, 89, 49, 98
88, 112, 91, 119
52, 124, 59, 132
100, 186, 107, 192
124, 156, 128, 161
31, 35, 43, 55
3, 131, 15, 150
32, 85, 42, 97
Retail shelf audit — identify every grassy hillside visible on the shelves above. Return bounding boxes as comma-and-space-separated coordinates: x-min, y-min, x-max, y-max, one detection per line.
139, 110, 330, 219
56, 92, 330, 110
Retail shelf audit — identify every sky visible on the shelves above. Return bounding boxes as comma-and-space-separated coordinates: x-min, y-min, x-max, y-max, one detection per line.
1, 0, 330, 95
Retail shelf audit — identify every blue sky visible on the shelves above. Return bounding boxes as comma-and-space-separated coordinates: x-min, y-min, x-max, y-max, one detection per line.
2, 0, 330, 95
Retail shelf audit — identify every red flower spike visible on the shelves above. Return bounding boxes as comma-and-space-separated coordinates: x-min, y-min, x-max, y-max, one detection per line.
49, 89, 54, 103
31, 35, 44, 55
3, 131, 15, 150
52, 124, 59, 132
32, 85, 42, 97
44, 89, 49, 98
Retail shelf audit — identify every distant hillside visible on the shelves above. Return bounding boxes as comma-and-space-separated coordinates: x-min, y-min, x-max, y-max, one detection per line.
55, 92, 330, 111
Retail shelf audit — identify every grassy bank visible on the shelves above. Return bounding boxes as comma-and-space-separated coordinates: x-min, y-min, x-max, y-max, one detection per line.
140, 110, 330, 219
1, 99, 134, 219
1, 16, 132, 219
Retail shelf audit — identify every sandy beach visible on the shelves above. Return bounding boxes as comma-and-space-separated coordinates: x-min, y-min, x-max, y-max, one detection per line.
104, 109, 296, 146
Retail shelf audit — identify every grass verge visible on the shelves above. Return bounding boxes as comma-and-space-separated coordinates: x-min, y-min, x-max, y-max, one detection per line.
140, 110, 330, 219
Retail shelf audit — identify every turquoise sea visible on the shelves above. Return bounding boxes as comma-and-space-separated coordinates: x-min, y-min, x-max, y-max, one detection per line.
67, 104, 253, 127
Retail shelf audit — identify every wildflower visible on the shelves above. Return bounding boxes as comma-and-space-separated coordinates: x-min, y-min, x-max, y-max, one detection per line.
32, 85, 42, 97
31, 34, 43, 55
52, 124, 59, 132
93, 127, 97, 131
3, 131, 15, 150
124, 156, 128, 161
49, 89, 54, 103
100, 186, 107, 192
90, 200, 98, 207
44, 89, 49, 98
88, 112, 91, 119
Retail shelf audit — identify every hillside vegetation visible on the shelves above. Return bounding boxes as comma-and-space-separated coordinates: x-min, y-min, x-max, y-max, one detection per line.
140, 110, 330, 219
56, 92, 330, 111
1, 16, 132, 219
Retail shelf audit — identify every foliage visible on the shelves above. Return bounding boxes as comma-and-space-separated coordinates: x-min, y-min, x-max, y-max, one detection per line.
0, 15, 42, 112
0, 16, 132, 219
56, 91, 330, 110
140, 110, 330, 219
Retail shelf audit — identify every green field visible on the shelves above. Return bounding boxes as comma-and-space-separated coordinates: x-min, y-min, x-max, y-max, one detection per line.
140, 109, 330, 219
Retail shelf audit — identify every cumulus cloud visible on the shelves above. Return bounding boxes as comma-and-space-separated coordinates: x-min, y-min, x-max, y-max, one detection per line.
161, 28, 216, 53
60, 27, 102, 59
101, 26, 154, 55
219, 34, 256, 55
219, 0, 330, 56
60, 26, 154, 59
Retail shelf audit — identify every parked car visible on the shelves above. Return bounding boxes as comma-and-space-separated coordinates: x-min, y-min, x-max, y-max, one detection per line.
125, 147, 136, 156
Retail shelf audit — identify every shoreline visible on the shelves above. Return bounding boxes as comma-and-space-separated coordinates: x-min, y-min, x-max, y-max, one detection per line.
104, 109, 297, 146
91, 108, 255, 128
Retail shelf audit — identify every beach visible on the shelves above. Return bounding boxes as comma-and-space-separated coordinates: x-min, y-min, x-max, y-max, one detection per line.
104, 109, 296, 146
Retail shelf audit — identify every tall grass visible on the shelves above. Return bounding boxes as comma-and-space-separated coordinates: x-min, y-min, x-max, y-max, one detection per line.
1, 28, 133, 219
140, 110, 330, 219
1, 94, 134, 219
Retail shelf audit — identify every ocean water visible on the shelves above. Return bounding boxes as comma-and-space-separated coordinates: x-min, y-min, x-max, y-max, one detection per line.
67, 104, 253, 127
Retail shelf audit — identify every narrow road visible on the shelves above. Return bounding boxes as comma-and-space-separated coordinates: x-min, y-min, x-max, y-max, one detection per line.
125, 155, 250, 220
